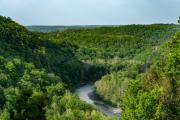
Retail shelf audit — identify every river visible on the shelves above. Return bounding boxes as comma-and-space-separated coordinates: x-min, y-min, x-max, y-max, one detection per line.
75, 84, 121, 117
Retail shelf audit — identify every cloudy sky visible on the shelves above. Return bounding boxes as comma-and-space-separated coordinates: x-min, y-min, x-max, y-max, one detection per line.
0, 0, 180, 25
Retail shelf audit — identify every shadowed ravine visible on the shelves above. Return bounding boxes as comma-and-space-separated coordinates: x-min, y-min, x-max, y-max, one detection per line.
75, 84, 121, 117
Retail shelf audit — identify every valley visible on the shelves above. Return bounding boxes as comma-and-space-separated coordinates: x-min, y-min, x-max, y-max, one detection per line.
0, 16, 179, 120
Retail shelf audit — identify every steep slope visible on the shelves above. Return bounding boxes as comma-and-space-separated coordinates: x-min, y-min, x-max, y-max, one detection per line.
95, 29, 180, 119
0, 16, 86, 86
121, 31, 180, 120
0, 16, 112, 120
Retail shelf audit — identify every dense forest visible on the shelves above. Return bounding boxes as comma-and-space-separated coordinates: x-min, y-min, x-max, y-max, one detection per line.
0, 16, 179, 120
0, 16, 113, 120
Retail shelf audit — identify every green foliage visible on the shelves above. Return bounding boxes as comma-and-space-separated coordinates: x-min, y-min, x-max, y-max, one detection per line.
44, 24, 179, 63
45, 92, 113, 120
121, 80, 164, 120
0, 16, 111, 120
94, 20, 180, 120
120, 32, 180, 120
95, 69, 134, 105
0, 109, 11, 120
0, 15, 87, 86
0, 15, 179, 119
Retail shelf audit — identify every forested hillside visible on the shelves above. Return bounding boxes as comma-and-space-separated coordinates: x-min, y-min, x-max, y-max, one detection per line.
120, 32, 180, 119
0, 16, 107, 87
0, 16, 113, 120
0, 16, 179, 120
95, 24, 180, 119
43, 24, 178, 64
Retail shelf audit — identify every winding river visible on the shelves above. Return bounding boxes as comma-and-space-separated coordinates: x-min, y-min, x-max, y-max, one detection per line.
75, 84, 121, 117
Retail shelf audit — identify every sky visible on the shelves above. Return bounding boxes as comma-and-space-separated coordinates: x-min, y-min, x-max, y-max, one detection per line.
0, 0, 180, 25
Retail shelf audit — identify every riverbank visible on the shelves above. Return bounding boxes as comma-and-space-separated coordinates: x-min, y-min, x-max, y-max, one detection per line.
75, 84, 121, 116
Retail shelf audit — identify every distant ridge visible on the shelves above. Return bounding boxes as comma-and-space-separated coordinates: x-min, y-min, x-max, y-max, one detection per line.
26, 25, 114, 32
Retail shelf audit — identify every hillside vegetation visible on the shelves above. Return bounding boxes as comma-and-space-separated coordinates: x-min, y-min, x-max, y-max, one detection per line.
0, 16, 179, 120
121, 32, 180, 119
0, 16, 113, 120
95, 32, 180, 119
